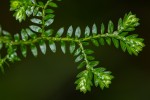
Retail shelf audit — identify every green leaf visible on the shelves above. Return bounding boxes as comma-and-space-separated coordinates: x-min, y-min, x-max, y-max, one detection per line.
87, 56, 95, 60
123, 13, 128, 22
45, 29, 53, 37
31, 0, 36, 4
89, 61, 99, 67
125, 28, 135, 32
61, 41, 66, 54
48, 2, 58, 7
120, 41, 126, 52
36, 11, 42, 17
75, 70, 93, 93
137, 38, 144, 43
92, 24, 97, 35
0, 66, 4, 74
93, 68, 114, 89
101, 23, 105, 34
49, 40, 56, 53
14, 33, 20, 42
39, 40, 46, 55
126, 44, 132, 55
38, 1, 44, 6
30, 18, 42, 24
105, 37, 111, 45
0, 25, 2, 35
56, 27, 64, 37
74, 48, 81, 56
118, 18, 123, 31
21, 45, 27, 57
0, 42, 3, 50
85, 49, 94, 54
75, 54, 84, 62
127, 34, 139, 38
67, 26, 73, 37
7, 52, 21, 62
112, 38, 119, 48
45, 9, 54, 13
45, 19, 54, 27
29, 25, 42, 33
108, 20, 114, 33
131, 48, 138, 56
94, 75, 102, 88
3, 30, 11, 36
85, 26, 90, 37
33, 7, 39, 16
26, 28, 37, 38
26, 6, 34, 17
99, 38, 105, 45
44, 14, 55, 20
77, 61, 86, 69
82, 42, 89, 46
91, 39, 99, 47
31, 44, 38, 57
75, 27, 81, 38
21, 29, 28, 41
70, 42, 76, 54
119, 32, 128, 36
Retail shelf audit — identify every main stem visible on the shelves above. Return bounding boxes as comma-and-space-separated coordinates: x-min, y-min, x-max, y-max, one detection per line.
0, 33, 122, 46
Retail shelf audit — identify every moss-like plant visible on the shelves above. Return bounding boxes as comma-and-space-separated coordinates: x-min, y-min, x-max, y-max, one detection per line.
0, 0, 145, 93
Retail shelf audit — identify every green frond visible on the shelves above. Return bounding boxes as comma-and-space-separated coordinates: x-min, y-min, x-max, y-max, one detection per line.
0, 0, 145, 94
93, 68, 114, 89
10, 0, 58, 22
75, 70, 93, 93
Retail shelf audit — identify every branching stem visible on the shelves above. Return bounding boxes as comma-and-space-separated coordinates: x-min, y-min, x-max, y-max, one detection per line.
0, 32, 125, 46
0, 0, 145, 93
78, 41, 91, 70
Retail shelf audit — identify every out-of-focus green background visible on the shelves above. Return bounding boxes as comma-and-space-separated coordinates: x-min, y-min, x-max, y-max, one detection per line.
0, 0, 150, 100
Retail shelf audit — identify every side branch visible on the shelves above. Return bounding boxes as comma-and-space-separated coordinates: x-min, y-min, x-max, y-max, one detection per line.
78, 41, 91, 70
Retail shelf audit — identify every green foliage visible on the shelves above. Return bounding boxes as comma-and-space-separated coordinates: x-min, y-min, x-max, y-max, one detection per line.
75, 70, 93, 93
93, 68, 114, 89
0, 0, 145, 93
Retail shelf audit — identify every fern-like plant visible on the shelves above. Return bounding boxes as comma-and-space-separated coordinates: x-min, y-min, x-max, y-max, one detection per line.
0, 0, 145, 93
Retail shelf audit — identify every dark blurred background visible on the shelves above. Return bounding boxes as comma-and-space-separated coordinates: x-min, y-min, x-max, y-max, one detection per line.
0, 0, 150, 100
